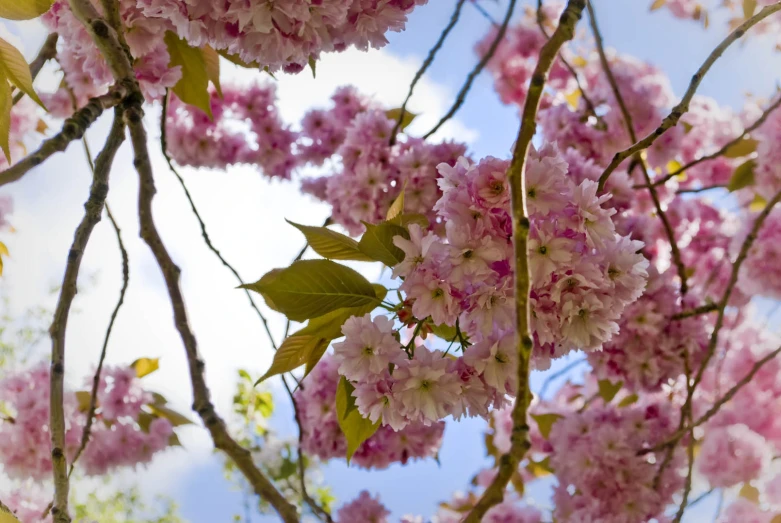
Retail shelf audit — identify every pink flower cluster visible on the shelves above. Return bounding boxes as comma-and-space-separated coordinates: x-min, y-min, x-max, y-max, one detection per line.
732, 207, 781, 301
0, 363, 174, 480
294, 355, 445, 469
42, 0, 181, 109
434, 494, 543, 523
137, 0, 427, 73
547, 400, 682, 523
301, 98, 466, 235
165, 83, 296, 178
336, 491, 390, 523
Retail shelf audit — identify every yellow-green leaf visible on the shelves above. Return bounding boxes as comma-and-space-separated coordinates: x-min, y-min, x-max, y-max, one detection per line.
165, 32, 212, 118
0, 0, 52, 20
358, 221, 410, 267
148, 404, 193, 426
724, 137, 758, 158
217, 49, 261, 69
740, 483, 760, 503
650, 0, 666, 10
296, 284, 387, 340
385, 108, 417, 131
728, 159, 756, 192
201, 45, 222, 98
386, 184, 406, 222
255, 335, 330, 384
430, 323, 457, 342
0, 240, 7, 277
398, 213, 430, 229
743, 0, 757, 19
286, 220, 373, 262
597, 379, 623, 403
618, 393, 639, 407
526, 457, 554, 478
241, 259, 379, 322
336, 376, 380, 463
531, 413, 564, 440
750, 193, 767, 212
0, 497, 20, 523
564, 89, 581, 110
0, 38, 45, 109
0, 73, 11, 163
308, 56, 316, 79
681, 121, 693, 134
131, 357, 160, 378
75, 390, 92, 412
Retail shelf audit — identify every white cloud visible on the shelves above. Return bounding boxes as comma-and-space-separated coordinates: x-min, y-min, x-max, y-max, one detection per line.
0, 40, 477, 506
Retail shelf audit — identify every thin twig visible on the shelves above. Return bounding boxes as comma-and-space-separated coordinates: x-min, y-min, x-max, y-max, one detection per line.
597, 1, 781, 191
587, 0, 688, 295
472, 0, 498, 25
68, 113, 128, 477
65, 0, 300, 519
647, 95, 781, 188
676, 184, 727, 194
671, 303, 718, 320
673, 349, 695, 522
538, 358, 586, 398
423, 0, 517, 139
0, 86, 128, 188
390, 0, 468, 144
282, 375, 333, 523
463, 2, 587, 521
12, 33, 59, 105
48, 105, 125, 523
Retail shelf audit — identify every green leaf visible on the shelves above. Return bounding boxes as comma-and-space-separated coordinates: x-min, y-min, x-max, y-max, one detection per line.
241, 260, 379, 322
255, 335, 330, 384
531, 413, 564, 440
358, 221, 410, 267
430, 323, 457, 342
0, 38, 45, 109
597, 379, 623, 403
336, 377, 380, 463
216, 49, 261, 69
168, 433, 182, 447
201, 45, 222, 98
278, 458, 297, 480
0, 73, 12, 164
75, 390, 92, 412
131, 357, 160, 378
385, 108, 417, 131
618, 393, 639, 407
258, 284, 387, 382
286, 220, 373, 262
728, 159, 756, 192
723, 137, 758, 158
386, 184, 406, 222
398, 213, 430, 229
0, 0, 52, 20
148, 404, 193, 426
526, 457, 554, 478
308, 56, 316, 79
165, 32, 212, 118
743, 0, 757, 19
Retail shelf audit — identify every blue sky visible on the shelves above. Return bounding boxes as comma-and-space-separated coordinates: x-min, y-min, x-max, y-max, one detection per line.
3, 1, 781, 522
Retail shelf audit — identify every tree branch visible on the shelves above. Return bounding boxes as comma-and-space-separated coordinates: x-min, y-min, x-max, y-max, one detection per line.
646, 95, 781, 188
63, 0, 300, 519
0, 86, 127, 188
587, 0, 689, 295
390, 0, 468, 144
597, 1, 781, 191
13, 33, 59, 105
463, 2, 587, 520
423, 0, 517, 139
671, 302, 718, 320
48, 107, 124, 523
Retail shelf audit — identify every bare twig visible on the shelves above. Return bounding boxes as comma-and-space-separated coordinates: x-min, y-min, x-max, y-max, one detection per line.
648, 96, 781, 188
463, 2, 587, 521
48, 105, 124, 523
390, 0, 468, 144
587, 0, 688, 295
0, 86, 127, 188
12, 33, 59, 105
65, 0, 299, 519
423, 0, 517, 139
282, 375, 333, 523
671, 303, 718, 320
673, 349, 695, 522
472, 0, 498, 25
597, 1, 781, 191
538, 358, 587, 398
68, 114, 128, 477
